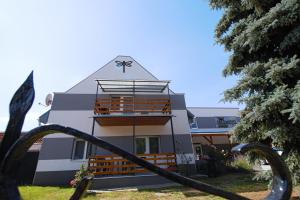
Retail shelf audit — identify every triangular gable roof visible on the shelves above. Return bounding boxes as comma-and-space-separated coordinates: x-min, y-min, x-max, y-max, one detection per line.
66, 56, 160, 94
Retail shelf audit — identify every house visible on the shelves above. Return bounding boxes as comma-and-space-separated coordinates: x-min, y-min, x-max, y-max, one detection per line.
187, 107, 240, 160
33, 56, 196, 188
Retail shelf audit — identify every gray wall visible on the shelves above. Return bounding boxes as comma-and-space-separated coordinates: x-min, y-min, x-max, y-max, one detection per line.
38, 138, 74, 160
38, 134, 194, 160
33, 170, 76, 186
195, 117, 216, 128
161, 134, 193, 153
94, 136, 134, 155
90, 175, 172, 189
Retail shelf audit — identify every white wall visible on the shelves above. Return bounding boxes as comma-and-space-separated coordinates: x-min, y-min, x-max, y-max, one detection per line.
45, 110, 94, 138
45, 109, 191, 138
66, 56, 160, 94
36, 159, 87, 172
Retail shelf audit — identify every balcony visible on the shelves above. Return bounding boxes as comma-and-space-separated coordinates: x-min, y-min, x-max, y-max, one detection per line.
88, 153, 176, 176
94, 97, 172, 126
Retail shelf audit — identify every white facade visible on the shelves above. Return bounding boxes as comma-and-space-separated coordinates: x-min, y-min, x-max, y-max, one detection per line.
34, 56, 196, 186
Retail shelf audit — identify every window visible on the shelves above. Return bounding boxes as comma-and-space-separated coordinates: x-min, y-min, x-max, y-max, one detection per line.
72, 139, 87, 160
149, 137, 159, 154
135, 136, 160, 154
190, 118, 198, 129
216, 117, 238, 128
136, 138, 146, 154
190, 122, 198, 129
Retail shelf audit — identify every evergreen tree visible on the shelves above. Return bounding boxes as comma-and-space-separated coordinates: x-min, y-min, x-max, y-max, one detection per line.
209, 0, 300, 183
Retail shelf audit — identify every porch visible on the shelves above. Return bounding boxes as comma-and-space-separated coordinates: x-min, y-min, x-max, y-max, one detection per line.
88, 152, 177, 176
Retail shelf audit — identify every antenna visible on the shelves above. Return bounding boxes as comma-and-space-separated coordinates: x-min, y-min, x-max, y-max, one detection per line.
38, 102, 47, 107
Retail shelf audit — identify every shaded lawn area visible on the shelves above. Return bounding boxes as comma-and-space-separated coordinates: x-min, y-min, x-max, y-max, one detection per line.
19, 173, 299, 200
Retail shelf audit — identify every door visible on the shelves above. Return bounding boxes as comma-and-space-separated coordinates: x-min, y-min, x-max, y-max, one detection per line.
194, 144, 203, 160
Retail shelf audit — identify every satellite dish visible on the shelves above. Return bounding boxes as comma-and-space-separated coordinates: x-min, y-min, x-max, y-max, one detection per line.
45, 93, 53, 106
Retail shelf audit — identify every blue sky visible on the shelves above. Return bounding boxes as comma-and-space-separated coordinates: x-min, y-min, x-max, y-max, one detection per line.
0, 0, 239, 131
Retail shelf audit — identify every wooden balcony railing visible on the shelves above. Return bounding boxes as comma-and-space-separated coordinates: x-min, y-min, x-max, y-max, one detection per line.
88, 153, 177, 176
94, 98, 171, 115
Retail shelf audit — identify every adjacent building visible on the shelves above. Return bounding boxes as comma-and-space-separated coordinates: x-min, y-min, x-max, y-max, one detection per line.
187, 107, 240, 159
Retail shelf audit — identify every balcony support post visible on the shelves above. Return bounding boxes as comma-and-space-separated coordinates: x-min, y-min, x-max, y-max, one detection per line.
132, 80, 136, 154
89, 83, 99, 156
167, 84, 177, 166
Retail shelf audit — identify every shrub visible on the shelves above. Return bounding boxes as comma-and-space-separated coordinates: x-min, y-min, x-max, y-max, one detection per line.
70, 164, 93, 188
253, 170, 273, 188
230, 156, 254, 172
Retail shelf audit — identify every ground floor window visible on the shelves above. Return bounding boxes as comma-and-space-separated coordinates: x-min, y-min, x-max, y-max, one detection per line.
72, 139, 87, 160
135, 136, 160, 154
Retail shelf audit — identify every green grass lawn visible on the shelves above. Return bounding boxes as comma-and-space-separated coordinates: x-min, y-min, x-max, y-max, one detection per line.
19, 173, 298, 200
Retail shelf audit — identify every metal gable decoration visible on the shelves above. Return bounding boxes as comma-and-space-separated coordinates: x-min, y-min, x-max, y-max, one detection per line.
115, 60, 133, 73
0, 72, 294, 200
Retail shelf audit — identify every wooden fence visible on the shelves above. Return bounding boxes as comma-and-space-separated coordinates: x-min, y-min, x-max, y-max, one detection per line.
94, 97, 171, 115
88, 153, 176, 176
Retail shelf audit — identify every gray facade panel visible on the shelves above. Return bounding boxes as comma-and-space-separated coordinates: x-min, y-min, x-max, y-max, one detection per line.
90, 175, 172, 189
39, 110, 50, 124
38, 134, 193, 160
33, 170, 76, 186
38, 138, 74, 160
196, 117, 217, 128
161, 134, 194, 154
170, 95, 186, 110
52, 94, 99, 110
33, 165, 196, 187
94, 136, 134, 155
51, 93, 186, 111
94, 134, 193, 155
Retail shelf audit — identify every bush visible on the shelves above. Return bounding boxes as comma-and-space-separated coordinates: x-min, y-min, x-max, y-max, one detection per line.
201, 145, 228, 176
253, 170, 273, 188
70, 164, 93, 188
229, 156, 254, 172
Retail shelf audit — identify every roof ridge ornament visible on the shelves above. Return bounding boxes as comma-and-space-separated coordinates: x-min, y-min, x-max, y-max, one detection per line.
115, 60, 133, 73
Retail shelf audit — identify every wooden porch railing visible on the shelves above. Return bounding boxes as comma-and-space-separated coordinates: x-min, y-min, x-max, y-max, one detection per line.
94, 98, 171, 115
88, 153, 177, 176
